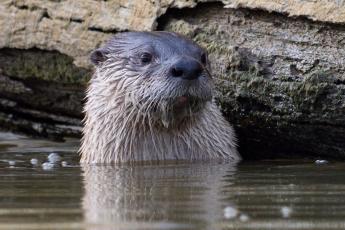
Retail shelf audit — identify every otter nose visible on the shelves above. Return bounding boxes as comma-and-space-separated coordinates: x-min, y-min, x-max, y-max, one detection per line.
171, 58, 202, 80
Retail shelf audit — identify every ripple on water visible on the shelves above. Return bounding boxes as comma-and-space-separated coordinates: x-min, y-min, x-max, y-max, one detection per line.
0, 132, 345, 230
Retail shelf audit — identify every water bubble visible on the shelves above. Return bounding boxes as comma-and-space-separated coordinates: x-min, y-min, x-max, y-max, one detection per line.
30, 158, 39, 165
315, 159, 328, 165
239, 214, 250, 222
42, 162, 54, 170
224, 206, 238, 219
281, 206, 292, 218
47, 153, 61, 163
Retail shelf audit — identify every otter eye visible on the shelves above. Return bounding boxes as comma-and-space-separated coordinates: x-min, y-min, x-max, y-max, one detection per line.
200, 53, 207, 65
140, 52, 153, 64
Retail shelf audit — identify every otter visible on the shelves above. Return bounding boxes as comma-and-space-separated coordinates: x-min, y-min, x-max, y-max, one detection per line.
80, 31, 240, 163
82, 162, 236, 226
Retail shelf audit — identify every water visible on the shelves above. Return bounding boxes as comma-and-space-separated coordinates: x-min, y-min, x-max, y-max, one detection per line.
1, 132, 345, 230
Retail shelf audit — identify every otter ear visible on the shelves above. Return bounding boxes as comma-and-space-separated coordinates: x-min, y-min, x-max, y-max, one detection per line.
90, 48, 108, 65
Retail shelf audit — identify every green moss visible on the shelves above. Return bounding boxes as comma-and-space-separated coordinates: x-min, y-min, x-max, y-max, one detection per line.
0, 48, 91, 84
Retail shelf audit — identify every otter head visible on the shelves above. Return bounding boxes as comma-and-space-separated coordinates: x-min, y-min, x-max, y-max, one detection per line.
90, 31, 213, 129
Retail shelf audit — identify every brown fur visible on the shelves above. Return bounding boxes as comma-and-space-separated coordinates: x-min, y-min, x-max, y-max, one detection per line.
80, 32, 240, 163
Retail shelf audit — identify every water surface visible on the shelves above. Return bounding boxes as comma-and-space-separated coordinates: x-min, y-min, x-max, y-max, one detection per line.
0, 132, 345, 230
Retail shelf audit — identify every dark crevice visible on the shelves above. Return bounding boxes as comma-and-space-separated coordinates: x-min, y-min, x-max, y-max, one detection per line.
14, 5, 29, 10
70, 18, 83, 23
0, 77, 84, 119
88, 27, 127, 34
37, 10, 51, 23
42, 10, 50, 19
335, 79, 345, 85
0, 100, 79, 126
12, 3, 41, 11
14, 4, 84, 25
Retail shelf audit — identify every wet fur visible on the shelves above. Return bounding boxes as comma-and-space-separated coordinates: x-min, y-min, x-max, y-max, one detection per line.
80, 32, 240, 163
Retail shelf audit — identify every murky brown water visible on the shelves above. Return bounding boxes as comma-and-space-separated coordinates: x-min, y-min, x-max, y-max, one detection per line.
1, 132, 345, 230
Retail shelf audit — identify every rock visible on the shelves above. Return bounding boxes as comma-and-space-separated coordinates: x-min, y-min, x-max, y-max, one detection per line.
222, 0, 345, 24
0, 49, 85, 140
0, 0, 199, 68
163, 4, 345, 159
0, 0, 344, 158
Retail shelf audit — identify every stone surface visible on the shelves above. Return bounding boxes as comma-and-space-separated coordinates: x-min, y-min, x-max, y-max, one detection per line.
162, 4, 345, 158
0, 0, 198, 67
222, 0, 345, 24
2, 0, 345, 68
0, 0, 344, 158
0, 49, 85, 139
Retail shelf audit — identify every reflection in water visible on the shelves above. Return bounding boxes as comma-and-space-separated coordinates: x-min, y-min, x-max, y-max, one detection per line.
1, 131, 345, 230
0, 132, 79, 153
82, 162, 238, 229
220, 162, 345, 229
82, 161, 345, 230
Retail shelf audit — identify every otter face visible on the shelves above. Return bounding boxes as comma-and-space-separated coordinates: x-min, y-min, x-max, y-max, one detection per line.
90, 31, 213, 128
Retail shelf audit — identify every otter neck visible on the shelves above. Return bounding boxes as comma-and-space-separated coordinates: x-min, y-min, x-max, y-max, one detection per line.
81, 89, 213, 163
